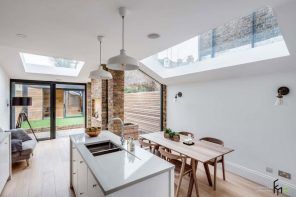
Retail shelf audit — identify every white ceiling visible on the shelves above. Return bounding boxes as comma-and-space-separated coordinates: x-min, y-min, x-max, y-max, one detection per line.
0, 0, 295, 84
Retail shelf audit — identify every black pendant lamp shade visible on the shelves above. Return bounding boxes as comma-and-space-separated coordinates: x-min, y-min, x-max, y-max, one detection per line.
12, 97, 32, 106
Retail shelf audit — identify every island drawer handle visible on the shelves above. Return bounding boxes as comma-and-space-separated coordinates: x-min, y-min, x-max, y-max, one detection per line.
93, 184, 97, 187
80, 161, 84, 163
80, 192, 84, 195
73, 172, 76, 175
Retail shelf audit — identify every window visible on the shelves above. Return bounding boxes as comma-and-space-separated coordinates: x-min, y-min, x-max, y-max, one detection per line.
142, 6, 289, 78
20, 53, 85, 77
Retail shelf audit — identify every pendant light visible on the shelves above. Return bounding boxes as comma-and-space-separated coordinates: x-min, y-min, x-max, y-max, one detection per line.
107, 7, 139, 71
89, 36, 113, 80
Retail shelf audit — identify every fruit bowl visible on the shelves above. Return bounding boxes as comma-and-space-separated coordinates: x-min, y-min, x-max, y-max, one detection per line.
85, 127, 101, 137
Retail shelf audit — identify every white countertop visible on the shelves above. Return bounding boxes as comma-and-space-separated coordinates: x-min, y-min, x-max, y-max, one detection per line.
70, 131, 174, 195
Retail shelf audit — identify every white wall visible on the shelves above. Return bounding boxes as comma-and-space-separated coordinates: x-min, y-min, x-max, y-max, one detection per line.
0, 65, 10, 130
167, 71, 296, 194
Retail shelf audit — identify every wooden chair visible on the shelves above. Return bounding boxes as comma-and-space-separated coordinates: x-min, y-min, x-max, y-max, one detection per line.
159, 147, 198, 197
138, 138, 160, 156
200, 137, 225, 187
178, 131, 195, 138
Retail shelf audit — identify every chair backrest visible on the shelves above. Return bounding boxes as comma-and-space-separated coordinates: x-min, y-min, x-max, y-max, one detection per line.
138, 138, 155, 148
178, 131, 194, 138
200, 137, 224, 146
158, 146, 185, 160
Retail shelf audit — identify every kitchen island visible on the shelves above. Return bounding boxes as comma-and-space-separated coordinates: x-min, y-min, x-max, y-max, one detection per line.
70, 130, 174, 197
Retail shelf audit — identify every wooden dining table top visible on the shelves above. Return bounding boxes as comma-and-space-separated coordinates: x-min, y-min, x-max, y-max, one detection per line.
140, 132, 234, 163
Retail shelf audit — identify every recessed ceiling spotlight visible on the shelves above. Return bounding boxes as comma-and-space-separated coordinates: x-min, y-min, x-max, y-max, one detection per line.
16, 34, 27, 38
147, 33, 160, 39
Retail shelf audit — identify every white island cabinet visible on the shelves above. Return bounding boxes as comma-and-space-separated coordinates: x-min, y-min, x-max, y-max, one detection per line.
70, 131, 174, 197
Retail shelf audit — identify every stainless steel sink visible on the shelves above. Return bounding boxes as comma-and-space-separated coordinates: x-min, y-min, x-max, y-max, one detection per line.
86, 141, 122, 156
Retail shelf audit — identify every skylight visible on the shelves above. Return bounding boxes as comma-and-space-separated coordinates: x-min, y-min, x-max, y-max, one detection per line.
141, 6, 290, 78
20, 53, 85, 77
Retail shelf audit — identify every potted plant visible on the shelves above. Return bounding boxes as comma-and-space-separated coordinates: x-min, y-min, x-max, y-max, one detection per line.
169, 131, 180, 142
164, 128, 171, 139
164, 128, 180, 142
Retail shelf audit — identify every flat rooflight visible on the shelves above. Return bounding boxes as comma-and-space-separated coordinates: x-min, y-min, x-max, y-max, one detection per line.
20, 52, 85, 77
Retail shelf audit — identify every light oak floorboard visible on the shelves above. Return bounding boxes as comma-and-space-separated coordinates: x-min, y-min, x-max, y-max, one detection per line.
1, 137, 282, 197
1, 137, 74, 197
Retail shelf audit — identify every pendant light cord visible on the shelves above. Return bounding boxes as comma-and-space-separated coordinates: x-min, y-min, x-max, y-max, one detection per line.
99, 40, 102, 66
122, 15, 125, 50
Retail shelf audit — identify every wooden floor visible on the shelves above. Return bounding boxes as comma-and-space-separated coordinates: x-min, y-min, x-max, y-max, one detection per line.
1, 137, 279, 197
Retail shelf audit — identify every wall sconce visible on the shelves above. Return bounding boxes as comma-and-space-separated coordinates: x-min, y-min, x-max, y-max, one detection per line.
275, 87, 289, 106
174, 92, 182, 102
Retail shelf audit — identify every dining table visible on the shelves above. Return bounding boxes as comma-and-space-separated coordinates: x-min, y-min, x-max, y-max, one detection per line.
140, 132, 234, 197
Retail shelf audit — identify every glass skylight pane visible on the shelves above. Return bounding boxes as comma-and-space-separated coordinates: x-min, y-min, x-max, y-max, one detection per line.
141, 6, 289, 78
157, 36, 198, 68
20, 53, 85, 77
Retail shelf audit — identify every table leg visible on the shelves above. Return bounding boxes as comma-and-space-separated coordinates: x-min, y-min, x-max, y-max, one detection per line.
192, 160, 199, 197
187, 159, 199, 197
213, 158, 217, 191
187, 174, 194, 197
204, 163, 213, 186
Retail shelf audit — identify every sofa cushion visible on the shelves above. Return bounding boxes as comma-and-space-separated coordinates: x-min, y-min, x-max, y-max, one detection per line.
11, 139, 23, 152
7, 128, 32, 142
21, 139, 37, 155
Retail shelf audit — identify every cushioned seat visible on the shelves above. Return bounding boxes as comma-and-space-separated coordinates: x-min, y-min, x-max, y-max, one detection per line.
6, 129, 37, 166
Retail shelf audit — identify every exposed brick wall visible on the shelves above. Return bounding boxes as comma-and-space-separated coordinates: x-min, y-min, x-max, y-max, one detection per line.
91, 79, 102, 127
86, 82, 92, 128
199, 6, 280, 60
101, 78, 108, 130
86, 65, 124, 133
108, 69, 124, 135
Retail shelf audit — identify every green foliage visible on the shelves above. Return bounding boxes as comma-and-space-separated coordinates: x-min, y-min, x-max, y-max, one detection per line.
21, 117, 85, 129
165, 128, 179, 137
165, 128, 172, 134
124, 82, 159, 93
169, 131, 176, 138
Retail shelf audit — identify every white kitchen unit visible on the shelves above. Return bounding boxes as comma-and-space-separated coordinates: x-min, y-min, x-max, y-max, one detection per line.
70, 131, 174, 197
0, 133, 11, 194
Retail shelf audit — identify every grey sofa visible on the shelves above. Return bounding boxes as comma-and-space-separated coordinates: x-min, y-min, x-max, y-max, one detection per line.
5, 128, 37, 166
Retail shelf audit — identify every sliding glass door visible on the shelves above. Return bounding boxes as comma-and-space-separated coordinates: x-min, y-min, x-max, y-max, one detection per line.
11, 81, 52, 140
55, 84, 86, 137
10, 80, 86, 140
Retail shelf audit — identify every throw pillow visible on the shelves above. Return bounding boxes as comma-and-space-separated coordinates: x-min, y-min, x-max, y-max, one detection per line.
7, 128, 32, 142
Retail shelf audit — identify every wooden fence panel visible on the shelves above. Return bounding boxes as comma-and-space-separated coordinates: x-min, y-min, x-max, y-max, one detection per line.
124, 91, 161, 134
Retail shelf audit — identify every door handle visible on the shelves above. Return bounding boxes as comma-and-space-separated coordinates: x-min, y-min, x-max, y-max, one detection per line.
93, 184, 97, 188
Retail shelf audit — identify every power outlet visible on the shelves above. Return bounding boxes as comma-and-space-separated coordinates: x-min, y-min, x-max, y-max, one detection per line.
278, 170, 291, 180
266, 167, 273, 173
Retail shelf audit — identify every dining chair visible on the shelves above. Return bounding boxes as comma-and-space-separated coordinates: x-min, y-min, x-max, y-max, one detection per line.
200, 137, 225, 187
159, 147, 198, 197
138, 137, 160, 156
178, 131, 195, 138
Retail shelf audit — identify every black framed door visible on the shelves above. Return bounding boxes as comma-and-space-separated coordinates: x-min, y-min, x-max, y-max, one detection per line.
10, 79, 86, 140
